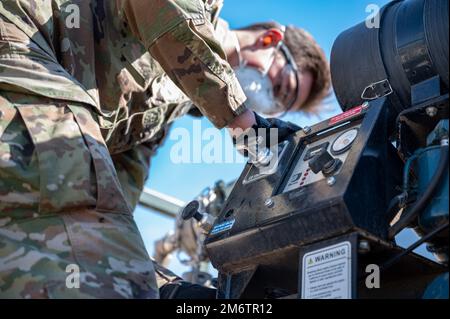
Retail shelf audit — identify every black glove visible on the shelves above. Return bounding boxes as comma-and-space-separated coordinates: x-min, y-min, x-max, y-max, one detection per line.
233, 112, 300, 162
252, 112, 301, 146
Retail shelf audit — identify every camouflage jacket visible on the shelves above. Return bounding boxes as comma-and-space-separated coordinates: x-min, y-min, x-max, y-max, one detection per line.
0, 0, 246, 155
0, 1, 244, 297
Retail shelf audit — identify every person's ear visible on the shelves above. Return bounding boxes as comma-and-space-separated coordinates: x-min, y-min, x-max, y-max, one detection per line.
256, 29, 284, 49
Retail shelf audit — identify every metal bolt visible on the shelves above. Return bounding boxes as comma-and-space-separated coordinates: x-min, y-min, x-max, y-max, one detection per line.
441, 138, 449, 147
426, 106, 438, 117
255, 148, 274, 168
264, 198, 275, 208
358, 240, 371, 254
326, 176, 336, 187
302, 126, 312, 134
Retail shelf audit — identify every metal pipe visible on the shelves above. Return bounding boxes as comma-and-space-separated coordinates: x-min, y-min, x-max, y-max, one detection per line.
139, 188, 185, 219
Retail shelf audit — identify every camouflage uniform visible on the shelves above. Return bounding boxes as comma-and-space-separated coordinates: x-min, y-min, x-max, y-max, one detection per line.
0, 0, 246, 298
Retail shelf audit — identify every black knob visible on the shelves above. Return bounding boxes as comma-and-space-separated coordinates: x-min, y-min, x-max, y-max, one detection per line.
181, 201, 203, 222
322, 158, 342, 176
308, 150, 334, 174
308, 150, 341, 176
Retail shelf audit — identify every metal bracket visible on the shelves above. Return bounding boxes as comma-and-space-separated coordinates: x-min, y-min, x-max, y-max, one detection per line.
361, 79, 393, 100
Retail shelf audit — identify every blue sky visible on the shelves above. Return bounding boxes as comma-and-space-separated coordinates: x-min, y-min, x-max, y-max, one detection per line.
133, 0, 433, 277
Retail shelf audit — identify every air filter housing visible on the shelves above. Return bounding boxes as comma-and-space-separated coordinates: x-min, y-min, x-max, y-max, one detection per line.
331, 0, 449, 120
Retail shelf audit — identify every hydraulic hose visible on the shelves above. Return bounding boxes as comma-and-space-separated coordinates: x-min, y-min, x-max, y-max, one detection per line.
388, 140, 449, 239
386, 145, 441, 222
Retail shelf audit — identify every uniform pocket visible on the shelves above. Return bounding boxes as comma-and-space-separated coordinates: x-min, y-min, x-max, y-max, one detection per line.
6, 94, 131, 215
0, 94, 40, 215
2, 92, 131, 215
10, 95, 98, 214
67, 104, 132, 214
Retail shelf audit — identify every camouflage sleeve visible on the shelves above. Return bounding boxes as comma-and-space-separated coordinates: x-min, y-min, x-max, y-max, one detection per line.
117, 0, 247, 129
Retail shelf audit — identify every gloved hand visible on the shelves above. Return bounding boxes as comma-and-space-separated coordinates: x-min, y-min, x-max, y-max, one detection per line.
252, 112, 301, 146
233, 113, 301, 166
233, 112, 301, 160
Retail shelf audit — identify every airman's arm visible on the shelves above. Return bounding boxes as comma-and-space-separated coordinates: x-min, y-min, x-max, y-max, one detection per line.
118, 0, 249, 129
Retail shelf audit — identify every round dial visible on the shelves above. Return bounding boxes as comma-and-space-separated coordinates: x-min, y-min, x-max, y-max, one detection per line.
331, 128, 359, 155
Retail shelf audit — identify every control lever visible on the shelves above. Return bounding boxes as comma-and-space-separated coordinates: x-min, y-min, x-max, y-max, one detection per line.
308, 150, 342, 176
181, 200, 216, 234
234, 112, 300, 168
234, 135, 274, 168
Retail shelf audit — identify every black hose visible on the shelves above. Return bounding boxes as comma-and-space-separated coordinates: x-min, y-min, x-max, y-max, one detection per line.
386, 194, 405, 222
382, 222, 449, 272
358, 222, 449, 282
388, 143, 449, 239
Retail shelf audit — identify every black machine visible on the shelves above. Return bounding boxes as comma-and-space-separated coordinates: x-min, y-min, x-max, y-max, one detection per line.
186, 0, 449, 299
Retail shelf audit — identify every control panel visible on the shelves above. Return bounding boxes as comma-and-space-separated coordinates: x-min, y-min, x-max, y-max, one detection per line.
282, 126, 360, 193
204, 99, 405, 297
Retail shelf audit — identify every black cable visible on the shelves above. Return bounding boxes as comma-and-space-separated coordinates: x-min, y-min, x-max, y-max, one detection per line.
381, 222, 449, 272
386, 193, 407, 222
358, 222, 449, 282
388, 143, 449, 239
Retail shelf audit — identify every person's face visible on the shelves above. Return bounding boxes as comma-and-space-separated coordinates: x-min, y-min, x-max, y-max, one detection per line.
238, 29, 313, 115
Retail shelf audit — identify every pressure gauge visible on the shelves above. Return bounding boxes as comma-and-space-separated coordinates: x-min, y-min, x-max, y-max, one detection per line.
331, 128, 359, 155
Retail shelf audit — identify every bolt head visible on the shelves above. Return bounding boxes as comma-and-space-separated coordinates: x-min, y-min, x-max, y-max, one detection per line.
264, 198, 275, 208
358, 240, 371, 254
326, 176, 336, 186
426, 106, 438, 117
303, 126, 312, 134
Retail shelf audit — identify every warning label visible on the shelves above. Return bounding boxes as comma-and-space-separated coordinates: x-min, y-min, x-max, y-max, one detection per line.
329, 106, 363, 126
301, 241, 352, 299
